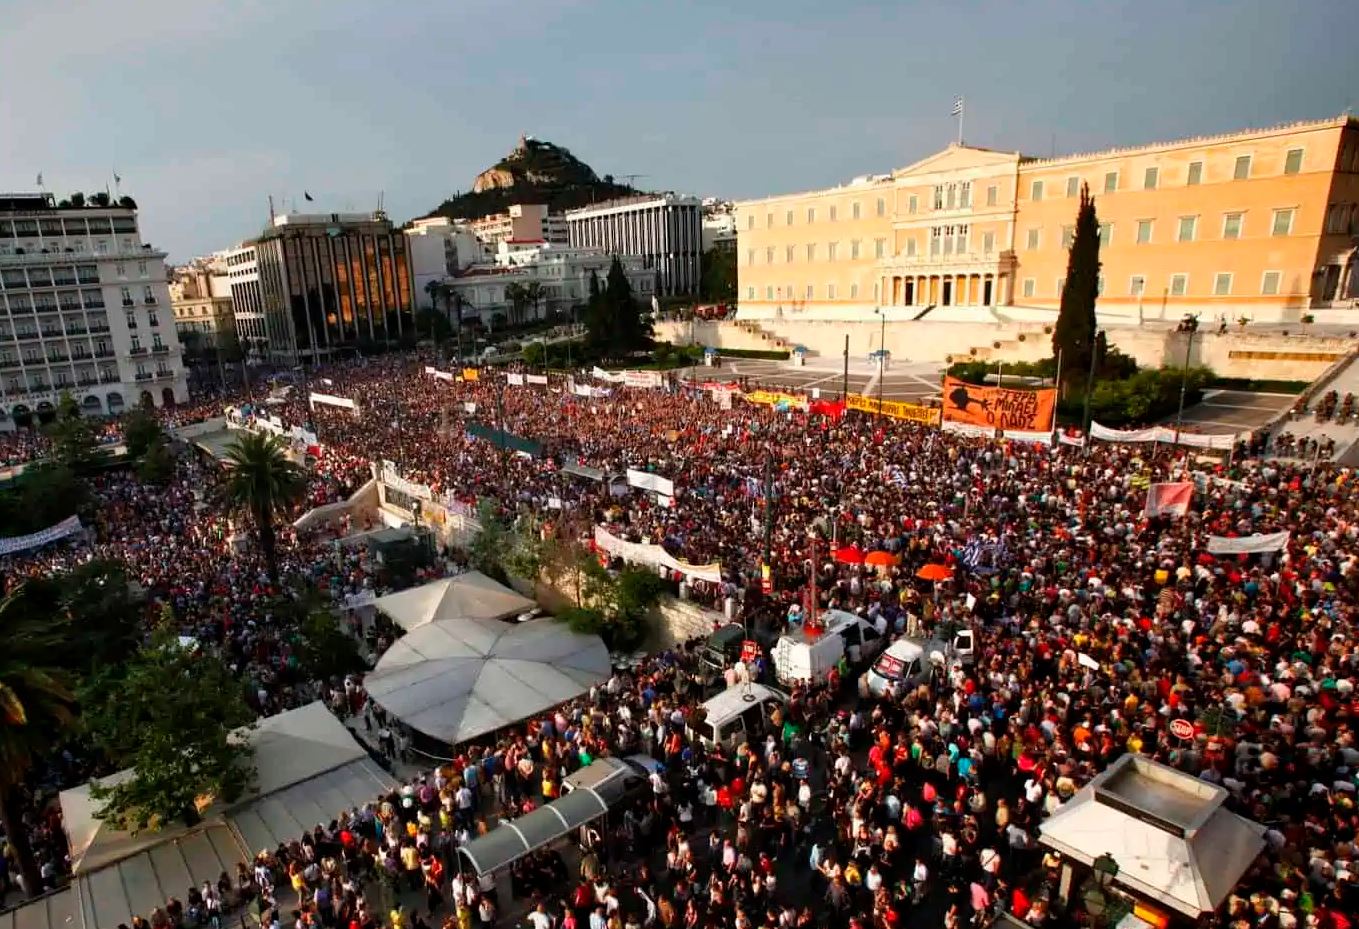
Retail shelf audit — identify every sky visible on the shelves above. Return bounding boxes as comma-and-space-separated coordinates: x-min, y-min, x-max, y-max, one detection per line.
2, 0, 1356, 263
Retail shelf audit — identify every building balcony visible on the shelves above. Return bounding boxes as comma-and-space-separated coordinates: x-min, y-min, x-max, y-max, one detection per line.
142, 296, 157, 305
39, 329, 63, 338
52, 278, 78, 288
84, 300, 106, 310
88, 324, 110, 333
93, 349, 114, 359
66, 326, 88, 335
76, 377, 97, 387
134, 371, 152, 382
28, 382, 48, 392
128, 346, 148, 356
121, 299, 135, 308
151, 344, 170, 354
0, 358, 21, 370
151, 368, 174, 380
99, 373, 119, 384
77, 275, 101, 285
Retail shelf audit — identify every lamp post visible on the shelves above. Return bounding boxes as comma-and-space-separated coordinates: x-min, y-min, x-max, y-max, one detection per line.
873, 307, 886, 417
1173, 314, 1200, 444
1082, 853, 1121, 927
1080, 329, 1103, 444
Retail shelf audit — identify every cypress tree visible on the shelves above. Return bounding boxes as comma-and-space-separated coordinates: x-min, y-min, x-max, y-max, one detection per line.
1052, 182, 1101, 398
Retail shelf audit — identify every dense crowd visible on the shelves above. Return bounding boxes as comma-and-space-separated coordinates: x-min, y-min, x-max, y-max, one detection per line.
1, 350, 1357, 929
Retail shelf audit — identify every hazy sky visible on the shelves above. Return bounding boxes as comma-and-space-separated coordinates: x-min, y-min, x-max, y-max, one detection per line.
3, 0, 1356, 263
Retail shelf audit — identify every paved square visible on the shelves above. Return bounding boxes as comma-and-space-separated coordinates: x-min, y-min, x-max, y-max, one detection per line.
710, 357, 945, 402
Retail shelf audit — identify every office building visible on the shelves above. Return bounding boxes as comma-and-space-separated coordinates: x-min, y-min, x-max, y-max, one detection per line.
736, 115, 1359, 318
229, 211, 415, 364
444, 240, 653, 328
566, 194, 702, 296
405, 218, 488, 307
0, 192, 188, 429
169, 256, 235, 352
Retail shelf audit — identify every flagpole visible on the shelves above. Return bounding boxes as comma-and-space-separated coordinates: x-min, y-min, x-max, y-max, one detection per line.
957, 97, 964, 145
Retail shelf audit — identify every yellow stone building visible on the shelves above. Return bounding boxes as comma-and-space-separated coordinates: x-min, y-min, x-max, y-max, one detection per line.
736, 115, 1359, 319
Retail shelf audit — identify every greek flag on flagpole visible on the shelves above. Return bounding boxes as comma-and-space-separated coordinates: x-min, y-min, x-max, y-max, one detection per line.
951, 97, 964, 117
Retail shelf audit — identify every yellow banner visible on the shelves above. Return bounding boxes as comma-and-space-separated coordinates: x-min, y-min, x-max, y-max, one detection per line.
461, 367, 480, 382
742, 390, 809, 411
845, 393, 941, 426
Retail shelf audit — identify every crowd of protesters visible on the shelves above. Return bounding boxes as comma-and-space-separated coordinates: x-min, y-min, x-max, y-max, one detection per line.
0, 349, 1356, 929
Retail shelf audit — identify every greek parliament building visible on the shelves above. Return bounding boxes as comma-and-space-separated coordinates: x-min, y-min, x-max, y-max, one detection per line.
567, 194, 702, 297
736, 115, 1359, 320
226, 212, 414, 364
0, 193, 188, 430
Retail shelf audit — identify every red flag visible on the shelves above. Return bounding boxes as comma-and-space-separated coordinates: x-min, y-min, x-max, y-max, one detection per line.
1144, 482, 1194, 518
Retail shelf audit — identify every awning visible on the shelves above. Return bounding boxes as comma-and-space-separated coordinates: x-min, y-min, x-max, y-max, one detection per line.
562, 458, 606, 482
457, 784, 609, 876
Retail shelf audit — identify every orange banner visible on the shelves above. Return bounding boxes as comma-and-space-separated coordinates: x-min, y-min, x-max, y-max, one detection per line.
941, 377, 1056, 432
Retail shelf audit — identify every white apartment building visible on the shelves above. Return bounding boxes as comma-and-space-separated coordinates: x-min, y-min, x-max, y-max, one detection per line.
444, 241, 653, 327
223, 244, 266, 359
566, 193, 702, 296
467, 203, 568, 250
0, 193, 187, 430
702, 200, 737, 252
406, 218, 488, 307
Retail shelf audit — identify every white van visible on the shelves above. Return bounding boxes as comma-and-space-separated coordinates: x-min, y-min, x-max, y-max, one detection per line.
771, 609, 887, 685
859, 628, 975, 698
690, 684, 788, 749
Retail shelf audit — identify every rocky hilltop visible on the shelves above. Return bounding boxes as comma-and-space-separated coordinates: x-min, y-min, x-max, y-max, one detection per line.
425, 135, 643, 221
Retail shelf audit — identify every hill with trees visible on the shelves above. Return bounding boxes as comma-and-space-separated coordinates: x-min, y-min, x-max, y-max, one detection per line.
422, 136, 645, 222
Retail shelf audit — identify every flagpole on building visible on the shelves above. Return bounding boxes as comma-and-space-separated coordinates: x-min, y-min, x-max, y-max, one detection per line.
956, 97, 965, 145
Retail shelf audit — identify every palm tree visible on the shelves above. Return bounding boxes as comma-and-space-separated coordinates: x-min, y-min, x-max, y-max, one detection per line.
443, 287, 465, 365
423, 279, 442, 313
504, 282, 528, 327
0, 589, 77, 896
523, 281, 545, 322
221, 432, 306, 583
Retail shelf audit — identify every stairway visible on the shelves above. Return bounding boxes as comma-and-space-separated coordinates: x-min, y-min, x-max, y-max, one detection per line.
1268, 352, 1359, 462
733, 319, 802, 354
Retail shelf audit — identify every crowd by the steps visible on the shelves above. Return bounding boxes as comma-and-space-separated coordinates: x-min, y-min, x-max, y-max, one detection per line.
0, 351, 1355, 929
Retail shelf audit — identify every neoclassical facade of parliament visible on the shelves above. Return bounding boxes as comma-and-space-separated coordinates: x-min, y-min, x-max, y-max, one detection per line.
736, 115, 1359, 317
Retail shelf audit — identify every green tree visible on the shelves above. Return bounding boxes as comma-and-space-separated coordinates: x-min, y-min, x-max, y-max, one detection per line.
220, 432, 305, 583
81, 632, 256, 831
68, 192, 86, 208
16, 559, 142, 674
0, 464, 87, 534
583, 270, 608, 353
468, 499, 512, 581
137, 436, 175, 484
423, 279, 443, 312
416, 308, 452, 344
44, 409, 107, 474
605, 256, 651, 357
699, 247, 736, 302
297, 605, 366, 681
503, 513, 546, 581
123, 407, 164, 459
1052, 182, 1101, 399
0, 590, 78, 895
522, 281, 545, 323
504, 282, 529, 327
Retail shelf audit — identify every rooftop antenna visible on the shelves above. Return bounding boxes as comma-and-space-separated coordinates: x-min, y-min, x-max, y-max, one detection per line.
268, 194, 276, 224
618, 174, 648, 186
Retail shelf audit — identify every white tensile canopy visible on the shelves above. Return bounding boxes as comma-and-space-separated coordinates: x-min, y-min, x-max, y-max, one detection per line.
372, 571, 536, 632
56, 702, 394, 929
365, 615, 610, 746
1038, 754, 1265, 917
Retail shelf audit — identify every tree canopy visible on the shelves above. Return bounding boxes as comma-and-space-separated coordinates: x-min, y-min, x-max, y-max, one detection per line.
1052, 182, 1101, 397
584, 258, 652, 360
80, 632, 256, 831
220, 433, 306, 583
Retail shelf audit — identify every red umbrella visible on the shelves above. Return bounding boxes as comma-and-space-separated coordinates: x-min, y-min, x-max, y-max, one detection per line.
865, 550, 902, 568
833, 545, 866, 565
916, 563, 954, 582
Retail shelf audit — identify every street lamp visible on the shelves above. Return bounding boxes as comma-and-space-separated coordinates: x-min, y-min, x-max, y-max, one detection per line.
1173, 313, 1199, 443
873, 307, 887, 417
1082, 853, 1121, 924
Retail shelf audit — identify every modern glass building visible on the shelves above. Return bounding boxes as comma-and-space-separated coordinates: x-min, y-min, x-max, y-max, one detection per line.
231, 212, 414, 363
